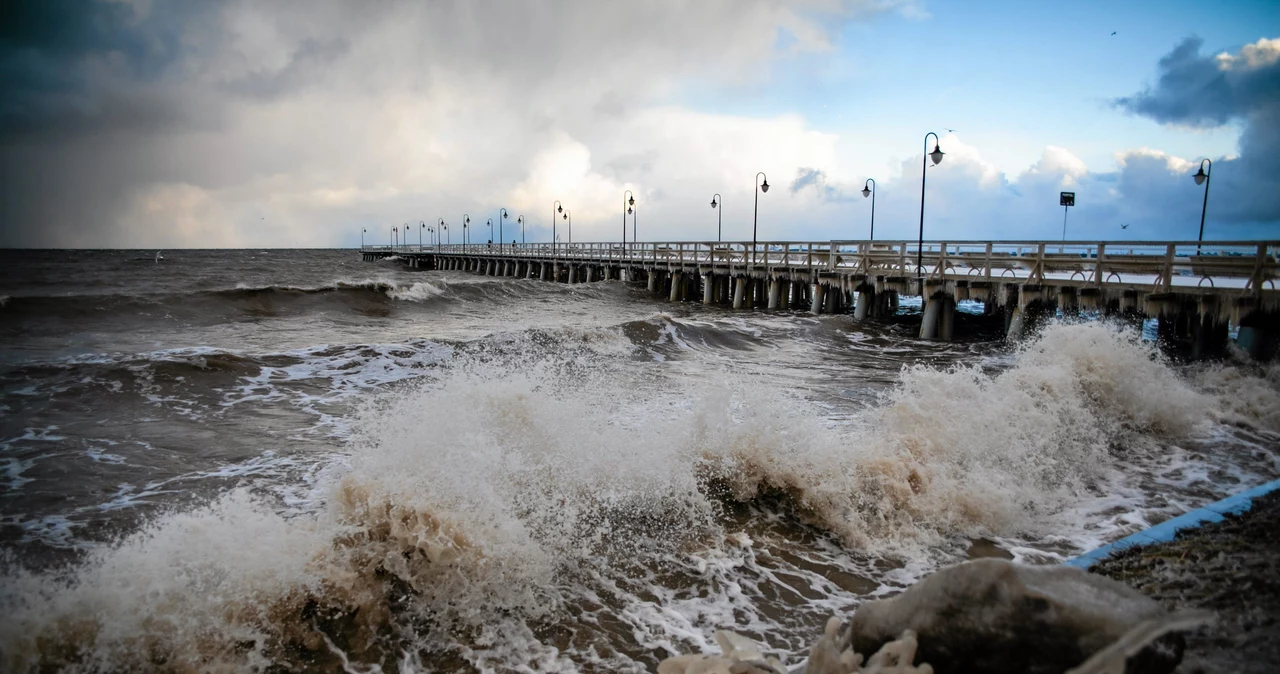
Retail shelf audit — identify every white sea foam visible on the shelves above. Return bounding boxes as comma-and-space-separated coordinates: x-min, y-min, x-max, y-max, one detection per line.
1, 322, 1277, 672
386, 280, 446, 301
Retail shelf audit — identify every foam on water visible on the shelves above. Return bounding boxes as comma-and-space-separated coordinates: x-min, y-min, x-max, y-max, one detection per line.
1, 322, 1277, 671
387, 280, 447, 301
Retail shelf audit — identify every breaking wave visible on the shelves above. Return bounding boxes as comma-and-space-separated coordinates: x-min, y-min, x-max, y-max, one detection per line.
3, 322, 1277, 671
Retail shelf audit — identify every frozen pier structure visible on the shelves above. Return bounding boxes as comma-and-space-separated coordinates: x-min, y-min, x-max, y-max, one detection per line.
363, 240, 1280, 360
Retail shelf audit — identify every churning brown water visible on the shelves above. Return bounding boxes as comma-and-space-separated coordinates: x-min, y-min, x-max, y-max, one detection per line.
1, 249, 1277, 672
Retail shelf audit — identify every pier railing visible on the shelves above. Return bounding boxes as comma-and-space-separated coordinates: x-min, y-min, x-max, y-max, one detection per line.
362, 239, 1279, 294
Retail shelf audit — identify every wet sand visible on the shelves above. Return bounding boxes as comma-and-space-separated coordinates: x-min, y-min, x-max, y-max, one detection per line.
1090, 490, 1280, 673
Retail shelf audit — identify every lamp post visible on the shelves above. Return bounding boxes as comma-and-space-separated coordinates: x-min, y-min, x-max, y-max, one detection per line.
390, 226, 395, 249
361, 228, 366, 248
861, 179, 876, 240
462, 215, 470, 252
1193, 158, 1212, 247
419, 221, 426, 249
711, 193, 722, 242
917, 132, 944, 278
517, 216, 525, 245
439, 218, 448, 247
753, 172, 769, 268
552, 201, 563, 256
486, 218, 493, 248
631, 203, 637, 247
498, 208, 508, 252
622, 190, 634, 251
563, 209, 571, 246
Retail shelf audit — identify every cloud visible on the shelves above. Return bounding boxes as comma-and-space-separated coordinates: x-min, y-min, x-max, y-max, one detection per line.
791, 167, 857, 203
0, 0, 915, 248
0, 7, 1275, 248
1112, 36, 1280, 227
1114, 37, 1280, 127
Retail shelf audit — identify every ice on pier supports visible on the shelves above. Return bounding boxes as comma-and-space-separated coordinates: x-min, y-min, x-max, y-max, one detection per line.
824, 282, 840, 314
733, 277, 747, 310
810, 282, 826, 315
854, 283, 874, 321
1233, 300, 1280, 361
919, 282, 955, 341
1005, 285, 1049, 342
703, 274, 714, 305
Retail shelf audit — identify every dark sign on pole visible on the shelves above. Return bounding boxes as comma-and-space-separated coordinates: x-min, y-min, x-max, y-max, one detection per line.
1059, 192, 1075, 240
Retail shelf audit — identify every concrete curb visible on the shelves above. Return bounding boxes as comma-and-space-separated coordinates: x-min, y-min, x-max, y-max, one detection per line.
1064, 478, 1280, 570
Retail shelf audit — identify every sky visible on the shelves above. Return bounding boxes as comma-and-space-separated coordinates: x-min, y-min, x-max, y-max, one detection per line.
0, 0, 1277, 249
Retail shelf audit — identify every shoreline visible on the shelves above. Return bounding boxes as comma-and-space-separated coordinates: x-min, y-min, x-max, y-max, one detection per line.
1087, 485, 1280, 672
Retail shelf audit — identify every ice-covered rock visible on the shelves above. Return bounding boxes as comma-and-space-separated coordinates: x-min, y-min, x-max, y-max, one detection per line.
657, 630, 789, 674
657, 621, 933, 674
848, 559, 1185, 674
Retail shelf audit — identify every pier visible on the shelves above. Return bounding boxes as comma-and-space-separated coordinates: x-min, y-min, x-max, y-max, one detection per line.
362, 239, 1280, 360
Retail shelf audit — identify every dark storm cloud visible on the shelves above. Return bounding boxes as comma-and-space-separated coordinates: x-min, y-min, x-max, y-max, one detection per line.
1114, 37, 1280, 225
1114, 37, 1280, 126
0, 0, 228, 140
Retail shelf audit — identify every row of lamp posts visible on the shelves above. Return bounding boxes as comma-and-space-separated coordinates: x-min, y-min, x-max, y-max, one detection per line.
367, 132, 1216, 269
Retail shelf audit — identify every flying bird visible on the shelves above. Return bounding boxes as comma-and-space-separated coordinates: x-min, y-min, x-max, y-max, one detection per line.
1111, 31, 1117, 36
1121, 224, 1129, 229
947, 128, 956, 133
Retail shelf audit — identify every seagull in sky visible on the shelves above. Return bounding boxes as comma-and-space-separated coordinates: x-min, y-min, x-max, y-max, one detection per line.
1121, 224, 1129, 229
1111, 31, 1117, 36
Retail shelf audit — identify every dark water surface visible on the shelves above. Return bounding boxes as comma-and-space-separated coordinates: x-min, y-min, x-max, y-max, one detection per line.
1, 249, 1277, 672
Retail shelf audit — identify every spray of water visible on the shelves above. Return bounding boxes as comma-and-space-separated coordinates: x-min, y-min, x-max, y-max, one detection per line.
1, 322, 1274, 672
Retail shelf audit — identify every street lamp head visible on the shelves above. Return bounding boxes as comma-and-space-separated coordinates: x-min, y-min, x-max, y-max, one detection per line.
1193, 166, 1207, 185
861, 186, 871, 198
557, 204, 563, 213
628, 195, 635, 206
760, 179, 770, 193
929, 144, 944, 166
563, 212, 568, 220
711, 198, 717, 208
627, 207, 632, 215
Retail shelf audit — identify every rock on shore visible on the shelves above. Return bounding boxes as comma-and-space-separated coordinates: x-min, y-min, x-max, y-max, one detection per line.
659, 558, 1205, 674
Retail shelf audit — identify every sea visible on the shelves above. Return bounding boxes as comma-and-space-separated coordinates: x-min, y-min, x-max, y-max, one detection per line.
0, 248, 1277, 672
